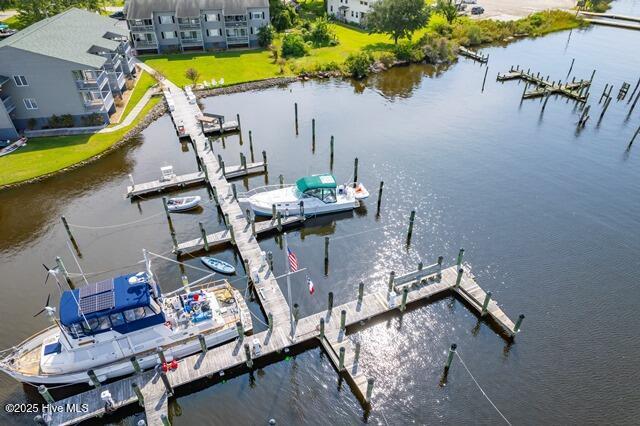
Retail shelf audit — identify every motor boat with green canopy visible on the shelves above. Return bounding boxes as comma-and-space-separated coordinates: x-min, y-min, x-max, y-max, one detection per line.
239, 173, 369, 217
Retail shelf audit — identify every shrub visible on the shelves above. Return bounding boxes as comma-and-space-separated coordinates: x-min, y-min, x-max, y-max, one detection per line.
378, 51, 396, 68
114, 96, 124, 108
125, 79, 135, 91
420, 34, 457, 64
48, 114, 74, 129
281, 33, 309, 57
304, 18, 338, 47
257, 24, 275, 47
393, 41, 424, 62
82, 113, 105, 127
427, 13, 452, 36
344, 52, 373, 79
184, 67, 200, 85
27, 118, 37, 130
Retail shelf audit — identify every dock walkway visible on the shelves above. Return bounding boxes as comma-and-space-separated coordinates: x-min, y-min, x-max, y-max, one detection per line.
47, 264, 520, 425
497, 66, 591, 102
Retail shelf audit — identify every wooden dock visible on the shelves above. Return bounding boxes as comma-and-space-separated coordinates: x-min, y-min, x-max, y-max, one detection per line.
41, 79, 523, 426
497, 66, 591, 102
458, 46, 488, 63
46, 263, 522, 425
175, 215, 305, 255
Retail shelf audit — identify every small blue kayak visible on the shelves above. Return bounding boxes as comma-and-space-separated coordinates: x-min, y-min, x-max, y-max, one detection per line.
200, 257, 236, 275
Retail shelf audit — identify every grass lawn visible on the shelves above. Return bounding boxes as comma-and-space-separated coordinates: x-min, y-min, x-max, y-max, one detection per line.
0, 14, 26, 30
143, 23, 397, 87
119, 71, 157, 121
0, 97, 161, 187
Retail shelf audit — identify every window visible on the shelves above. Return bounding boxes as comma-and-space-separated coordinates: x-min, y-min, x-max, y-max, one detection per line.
96, 316, 111, 331
23, 98, 38, 110
159, 15, 174, 24
351, 11, 354, 17
162, 31, 176, 39
322, 189, 337, 204
207, 28, 220, 37
13, 75, 28, 86
110, 313, 125, 327
330, 5, 333, 11
124, 307, 146, 322
251, 12, 264, 20
205, 13, 218, 21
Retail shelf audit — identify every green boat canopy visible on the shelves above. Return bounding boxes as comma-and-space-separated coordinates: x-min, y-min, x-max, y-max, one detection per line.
296, 174, 337, 192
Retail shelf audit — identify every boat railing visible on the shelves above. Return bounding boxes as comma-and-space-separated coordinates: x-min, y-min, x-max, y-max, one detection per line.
0, 325, 56, 366
162, 278, 230, 298
237, 184, 295, 199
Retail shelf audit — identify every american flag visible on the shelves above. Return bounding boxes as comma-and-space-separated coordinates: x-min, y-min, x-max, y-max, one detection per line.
287, 248, 299, 272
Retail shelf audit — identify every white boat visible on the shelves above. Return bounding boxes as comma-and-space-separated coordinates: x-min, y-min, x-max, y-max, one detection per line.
239, 174, 369, 217
0, 253, 251, 385
167, 195, 201, 212
0, 137, 27, 157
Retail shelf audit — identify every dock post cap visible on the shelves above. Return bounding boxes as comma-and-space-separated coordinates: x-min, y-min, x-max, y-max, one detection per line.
450, 343, 457, 350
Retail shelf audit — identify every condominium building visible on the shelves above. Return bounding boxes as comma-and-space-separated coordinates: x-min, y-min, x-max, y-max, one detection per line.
327, 0, 374, 25
0, 8, 135, 139
126, 0, 270, 53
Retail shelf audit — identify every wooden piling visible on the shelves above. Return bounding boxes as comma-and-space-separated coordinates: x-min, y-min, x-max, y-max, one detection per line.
599, 96, 612, 120
319, 317, 325, 338
628, 125, 640, 148
482, 67, 488, 92
198, 334, 207, 353
444, 343, 457, 371
236, 113, 241, 130
388, 271, 395, 292
268, 312, 273, 332
130, 356, 142, 374
312, 118, 316, 147
60, 216, 76, 245
481, 291, 492, 316
456, 248, 465, 268
157, 366, 173, 396
514, 314, 525, 333
353, 157, 358, 184
38, 385, 55, 404
628, 77, 640, 104
267, 251, 273, 271
324, 236, 329, 265
376, 181, 384, 215
358, 282, 364, 304
156, 347, 167, 364
262, 150, 268, 172
340, 309, 346, 331
567, 57, 575, 77
131, 383, 144, 407
590, 69, 596, 83
279, 174, 284, 188
455, 268, 463, 287
294, 102, 298, 135
407, 210, 415, 243
244, 343, 253, 368
339, 347, 345, 370
328, 291, 334, 313
366, 378, 374, 403
400, 287, 408, 311
199, 222, 209, 251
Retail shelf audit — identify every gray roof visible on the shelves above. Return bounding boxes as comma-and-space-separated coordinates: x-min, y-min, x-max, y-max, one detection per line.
127, 0, 268, 19
0, 8, 128, 69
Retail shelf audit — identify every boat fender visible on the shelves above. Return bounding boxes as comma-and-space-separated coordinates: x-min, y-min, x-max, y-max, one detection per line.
164, 321, 173, 330
161, 362, 169, 373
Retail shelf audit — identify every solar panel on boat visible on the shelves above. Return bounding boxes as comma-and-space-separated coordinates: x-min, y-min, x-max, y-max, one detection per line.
78, 279, 115, 314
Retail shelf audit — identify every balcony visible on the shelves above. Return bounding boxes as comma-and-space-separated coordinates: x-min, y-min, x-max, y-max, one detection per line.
1, 95, 15, 114
178, 21, 201, 29
134, 39, 158, 48
226, 36, 249, 44
130, 24, 154, 32
181, 38, 203, 46
84, 91, 114, 111
108, 71, 126, 90
224, 21, 248, 28
75, 71, 108, 90
103, 91, 114, 110
103, 55, 122, 71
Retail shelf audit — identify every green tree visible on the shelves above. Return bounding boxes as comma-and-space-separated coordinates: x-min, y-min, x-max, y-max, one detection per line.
435, 0, 458, 24
269, 0, 298, 31
184, 67, 200, 85
281, 33, 309, 57
16, 0, 105, 28
0, 0, 15, 11
257, 24, 275, 47
367, 0, 430, 44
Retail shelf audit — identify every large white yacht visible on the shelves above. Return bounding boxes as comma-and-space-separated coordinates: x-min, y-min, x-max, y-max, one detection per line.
0, 257, 251, 385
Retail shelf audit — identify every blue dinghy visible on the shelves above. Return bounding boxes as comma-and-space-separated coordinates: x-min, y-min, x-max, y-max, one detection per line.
201, 257, 236, 275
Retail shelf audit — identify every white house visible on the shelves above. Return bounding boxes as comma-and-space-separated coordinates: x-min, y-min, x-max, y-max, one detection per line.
327, 0, 375, 25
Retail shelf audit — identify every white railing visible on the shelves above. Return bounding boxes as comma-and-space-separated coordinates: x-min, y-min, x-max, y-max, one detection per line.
236, 184, 294, 199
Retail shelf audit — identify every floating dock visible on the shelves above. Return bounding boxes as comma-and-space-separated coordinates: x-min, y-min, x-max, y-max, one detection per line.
41, 79, 523, 426
458, 46, 488, 63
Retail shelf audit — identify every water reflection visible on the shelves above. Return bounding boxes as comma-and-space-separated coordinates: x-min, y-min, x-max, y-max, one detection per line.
361, 63, 451, 100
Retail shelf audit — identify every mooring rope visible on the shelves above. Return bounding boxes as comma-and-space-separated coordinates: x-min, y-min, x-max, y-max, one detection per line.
455, 351, 512, 425
66, 212, 164, 230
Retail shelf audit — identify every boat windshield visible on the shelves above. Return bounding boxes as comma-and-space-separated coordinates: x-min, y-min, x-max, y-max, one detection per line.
304, 188, 336, 203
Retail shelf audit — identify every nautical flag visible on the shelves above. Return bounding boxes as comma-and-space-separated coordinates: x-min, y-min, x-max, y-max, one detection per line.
287, 247, 299, 272
307, 277, 315, 295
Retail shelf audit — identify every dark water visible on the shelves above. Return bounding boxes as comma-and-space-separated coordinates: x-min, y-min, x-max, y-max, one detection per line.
1, 12, 640, 425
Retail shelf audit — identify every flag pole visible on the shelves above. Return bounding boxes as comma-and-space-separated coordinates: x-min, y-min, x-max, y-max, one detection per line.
283, 232, 293, 326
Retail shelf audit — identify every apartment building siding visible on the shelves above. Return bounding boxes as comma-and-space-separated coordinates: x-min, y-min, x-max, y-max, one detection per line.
0, 9, 134, 137
127, 0, 269, 52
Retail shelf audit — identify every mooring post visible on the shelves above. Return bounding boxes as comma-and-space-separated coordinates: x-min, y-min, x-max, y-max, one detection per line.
221, 159, 226, 176
232, 183, 238, 201
312, 118, 316, 143
330, 135, 334, 160
358, 281, 364, 304
455, 268, 464, 288
400, 287, 408, 312
156, 346, 167, 364
294, 102, 298, 134
567, 57, 575, 76
211, 186, 219, 206
60, 216, 76, 244
268, 312, 273, 332
271, 204, 277, 219
376, 181, 384, 214
481, 291, 492, 316
276, 212, 282, 232
251, 217, 256, 237
236, 113, 241, 130
201, 157, 210, 183
55, 256, 72, 285
590, 69, 596, 83
130, 356, 142, 374
340, 309, 346, 331
299, 200, 304, 218
244, 342, 253, 368
324, 236, 330, 265
198, 334, 207, 353
229, 224, 236, 245
418, 261, 423, 271
38, 385, 55, 404
236, 320, 244, 338
388, 271, 395, 292
628, 77, 640, 104
407, 210, 415, 243
514, 314, 525, 333
208, 137, 214, 152
444, 343, 457, 372
482, 66, 488, 92
157, 365, 173, 396
267, 251, 273, 271
279, 174, 284, 188
600, 83, 609, 103
456, 248, 465, 268
262, 150, 268, 172
630, 89, 640, 113
628, 125, 640, 148
353, 157, 358, 185
599, 97, 612, 120
521, 82, 528, 99
198, 222, 209, 251
338, 347, 345, 371
293, 303, 300, 323
366, 378, 375, 403
437, 255, 444, 279
132, 382, 144, 407
328, 291, 334, 313
161, 414, 171, 426
319, 317, 325, 339
354, 342, 361, 366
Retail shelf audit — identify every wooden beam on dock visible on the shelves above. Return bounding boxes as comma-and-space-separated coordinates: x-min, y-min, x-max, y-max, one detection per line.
127, 171, 205, 198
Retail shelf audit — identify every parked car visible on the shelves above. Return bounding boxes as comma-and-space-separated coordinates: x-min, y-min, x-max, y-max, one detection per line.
462, 0, 477, 4
471, 5, 485, 15
0, 24, 17, 38
109, 10, 126, 20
